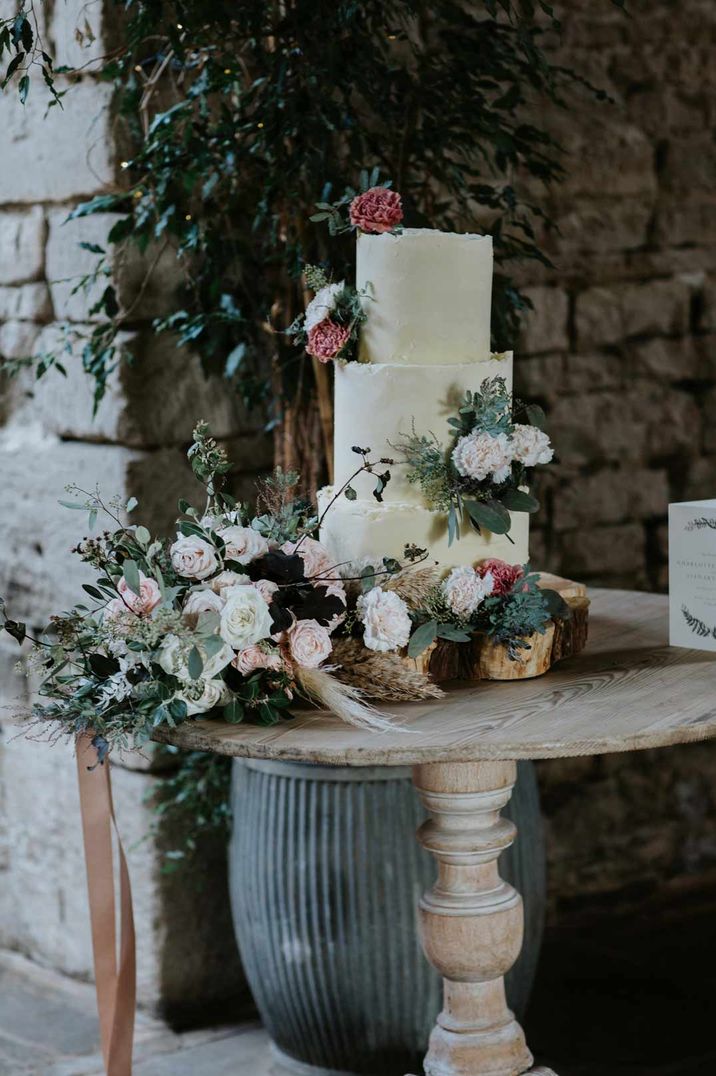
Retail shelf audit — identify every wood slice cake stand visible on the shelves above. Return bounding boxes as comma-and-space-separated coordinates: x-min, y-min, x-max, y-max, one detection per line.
154, 589, 716, 1076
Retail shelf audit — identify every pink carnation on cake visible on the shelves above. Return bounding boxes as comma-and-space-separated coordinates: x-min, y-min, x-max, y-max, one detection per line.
306, 319, 351, 362
476, 559, 523, 596
349, 186, 403, 234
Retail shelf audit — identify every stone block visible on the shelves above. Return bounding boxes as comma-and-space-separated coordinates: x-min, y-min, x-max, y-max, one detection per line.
14, 325, 272, 452
661, 135, 716, 193
46, 210, 184, 323
0, 209, 45, 285
655, 198, 716, 248
513, 354, 565, 400
563, 352, 624, 392
683, 456, 716, 501
0, 78, 114, 202
699, 275, 716, 332
0, 320, 40, 360
0, 284, 52, 321
518, 287, 569, 354
553, 468, 669, 531
557, 522, 646, 579
547, 389, 649, 467
575, 278, 691, 348
628, 336, 700, 381
549, 195, 652, 257
548, 114, 657, 199
704, 389, 716, 453
45, 210, 122, 323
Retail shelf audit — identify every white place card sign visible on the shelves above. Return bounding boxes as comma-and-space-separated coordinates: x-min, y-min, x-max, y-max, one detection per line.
669, 498, 716, 651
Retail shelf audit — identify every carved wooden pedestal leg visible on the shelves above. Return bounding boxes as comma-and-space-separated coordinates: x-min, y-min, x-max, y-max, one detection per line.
411, 761, 556, 1076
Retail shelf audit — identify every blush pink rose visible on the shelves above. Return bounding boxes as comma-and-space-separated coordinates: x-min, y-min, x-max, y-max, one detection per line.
115, 572, 162, 616
281, 537, 336, 581
349, 186, 403, 233
232, 644, 284, 677
306, 319, 351, 363
254, 578, 279, 604
476, 559, 523, 596
287, 619, 333, 668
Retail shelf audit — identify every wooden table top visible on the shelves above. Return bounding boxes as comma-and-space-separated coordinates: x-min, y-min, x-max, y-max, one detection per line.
152, 588, 716, 766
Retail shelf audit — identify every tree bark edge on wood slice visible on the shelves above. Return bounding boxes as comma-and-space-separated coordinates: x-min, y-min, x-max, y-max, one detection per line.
405, 573, 590, 684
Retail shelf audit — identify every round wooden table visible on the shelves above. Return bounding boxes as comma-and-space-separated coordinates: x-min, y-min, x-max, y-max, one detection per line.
155, 588, 716, 1076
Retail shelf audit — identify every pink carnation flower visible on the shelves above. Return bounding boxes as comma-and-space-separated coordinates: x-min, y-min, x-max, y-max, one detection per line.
349, 186, 403, 234
476, 559, 523, 596
306, 318, 351, 363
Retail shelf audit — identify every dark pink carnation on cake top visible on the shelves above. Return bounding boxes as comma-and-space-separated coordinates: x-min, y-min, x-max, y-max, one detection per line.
476, 559, 524, 596
306, 318, 351, 362
349, 186, 403, 234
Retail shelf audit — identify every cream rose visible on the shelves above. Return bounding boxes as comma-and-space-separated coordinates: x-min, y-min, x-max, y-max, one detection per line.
510, 424, 554, 468
182, 587, 224, 626
178, 678, 231, 717
210, 570, 248, 596
232, 644, 284, 676
170, 535, 218, 580
281, 536, 336, 580
452, 430, 514, 484
442, 566, 494, 618
287, 619, 333, 668
356, 587, 412, 653
219, 585, 274, 649
304, 282, 345, 334
158, 634, 234, 680
218, 524, 269, 565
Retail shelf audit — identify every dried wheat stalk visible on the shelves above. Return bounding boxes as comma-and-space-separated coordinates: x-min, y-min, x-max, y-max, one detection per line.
383, 565, 440, 606
331, 636, 444, 702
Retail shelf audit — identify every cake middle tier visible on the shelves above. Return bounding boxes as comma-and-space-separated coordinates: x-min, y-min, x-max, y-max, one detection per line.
333, 355, 513, 503
317, 491, 530, 571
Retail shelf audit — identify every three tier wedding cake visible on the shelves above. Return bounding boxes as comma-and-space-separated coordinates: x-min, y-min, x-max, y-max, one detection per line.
317, 226, 531, 569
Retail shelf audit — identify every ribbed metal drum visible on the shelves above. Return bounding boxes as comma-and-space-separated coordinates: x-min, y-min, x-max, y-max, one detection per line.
229, 759, 545, 1076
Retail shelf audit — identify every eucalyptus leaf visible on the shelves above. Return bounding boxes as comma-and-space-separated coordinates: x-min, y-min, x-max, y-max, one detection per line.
187, 646, 204, 680
464, 499, 512, 535
122, 559, 141, 596
500, 488, 539, 514
407, 619, 438, 658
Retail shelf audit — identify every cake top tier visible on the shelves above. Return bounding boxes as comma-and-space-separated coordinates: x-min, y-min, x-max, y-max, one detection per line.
357, 227, 493, 366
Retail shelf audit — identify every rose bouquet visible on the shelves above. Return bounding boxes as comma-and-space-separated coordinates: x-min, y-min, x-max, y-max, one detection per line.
1, 423, 568, 761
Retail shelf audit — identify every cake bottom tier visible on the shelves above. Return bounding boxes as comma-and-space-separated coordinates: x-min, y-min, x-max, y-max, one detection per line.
317, 490, 530, 570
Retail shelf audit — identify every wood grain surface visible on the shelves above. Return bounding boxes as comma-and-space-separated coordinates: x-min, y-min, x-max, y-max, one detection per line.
152, 589, 716, 766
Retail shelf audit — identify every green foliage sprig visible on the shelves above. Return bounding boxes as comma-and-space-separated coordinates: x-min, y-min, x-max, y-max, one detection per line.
398, 375, 549, 546
0, 0, 616, 463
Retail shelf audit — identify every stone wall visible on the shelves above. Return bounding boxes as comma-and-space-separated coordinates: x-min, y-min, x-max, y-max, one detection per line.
516, 0, 716, 593
515, 0, 716, 916
0, 2, 267, 1017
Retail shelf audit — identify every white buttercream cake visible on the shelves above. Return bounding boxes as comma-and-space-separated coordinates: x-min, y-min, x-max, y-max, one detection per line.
319, 227, 529, 570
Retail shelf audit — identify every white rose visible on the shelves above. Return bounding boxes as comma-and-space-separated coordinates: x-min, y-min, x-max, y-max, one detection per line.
281, 536, 336, 581
178, 678, 231, 717
218, 524, 269, 565
287, 619, 333, 668
356, 587, 412, 653
158, 634, 234, 680
510, 424, 554, 468
210, 570, 248, 596
182, 587, 224, 626
170, 535, 218, 580
442, 566, 494, 618
452, 430, 514, 484
304, 281, 345, 334
219, 585, 274, 649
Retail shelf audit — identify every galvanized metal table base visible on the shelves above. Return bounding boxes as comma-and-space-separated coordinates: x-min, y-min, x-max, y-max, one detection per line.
155, 589, 716, 1076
